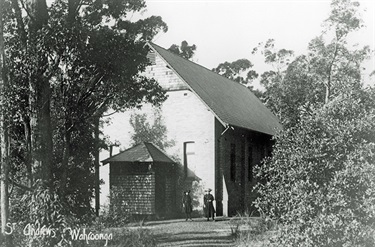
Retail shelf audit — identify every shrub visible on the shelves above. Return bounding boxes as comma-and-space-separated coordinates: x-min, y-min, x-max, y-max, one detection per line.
254, 88, 375, 246
99, 188, 132, 227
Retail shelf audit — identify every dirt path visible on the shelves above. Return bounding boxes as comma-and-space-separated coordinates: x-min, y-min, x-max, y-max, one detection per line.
144, 217, 236, 247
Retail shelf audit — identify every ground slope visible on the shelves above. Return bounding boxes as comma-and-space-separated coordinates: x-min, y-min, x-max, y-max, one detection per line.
144, 218, 235, 247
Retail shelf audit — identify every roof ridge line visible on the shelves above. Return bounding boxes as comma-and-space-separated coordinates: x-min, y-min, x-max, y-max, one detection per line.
144, 142, 176, 163
148, 42, 252, 91
101, 142, 145, 163
143, 142, 155, 161
146, 42, 282, 135
147, 42, 229, 128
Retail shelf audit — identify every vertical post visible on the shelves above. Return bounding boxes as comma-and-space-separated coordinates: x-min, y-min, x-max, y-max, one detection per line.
94, 117, 100, 216
0, 130, 9, 245
0, 0, 10, 243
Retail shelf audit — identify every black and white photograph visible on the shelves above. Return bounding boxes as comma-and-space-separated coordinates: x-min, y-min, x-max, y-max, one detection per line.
0, 0, 374, 246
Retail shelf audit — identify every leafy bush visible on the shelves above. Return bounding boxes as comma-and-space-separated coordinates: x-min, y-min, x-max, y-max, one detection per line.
254, 88, 375, 246
5, 183, 78, 247
99, 190, 131, 228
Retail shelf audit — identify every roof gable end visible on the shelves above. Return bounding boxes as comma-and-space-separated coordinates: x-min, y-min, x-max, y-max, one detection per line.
147, 42, 282, 136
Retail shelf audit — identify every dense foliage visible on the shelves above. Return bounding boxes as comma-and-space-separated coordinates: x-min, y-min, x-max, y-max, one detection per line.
168, 40, 197, 60
129, 109, 175, 151
1, 0, 168, 245
254, 88, 375, 246
213, 58, 259, 84
249, 0, 375, 246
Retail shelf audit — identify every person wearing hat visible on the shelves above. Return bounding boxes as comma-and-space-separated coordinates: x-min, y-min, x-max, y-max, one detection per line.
182, 190, 193, 221
203, 188, 215, 221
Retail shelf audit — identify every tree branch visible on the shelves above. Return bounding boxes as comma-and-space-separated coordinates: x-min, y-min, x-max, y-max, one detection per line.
8, 178, 33, 192
11, 0, 28, 47
102, 110, 119, 117
76, 72, 103, 105
325, 41, 339, 104
19, 0, 34, 23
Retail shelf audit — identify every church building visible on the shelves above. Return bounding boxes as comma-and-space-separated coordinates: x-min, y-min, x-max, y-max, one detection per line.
101, 42, 282, 217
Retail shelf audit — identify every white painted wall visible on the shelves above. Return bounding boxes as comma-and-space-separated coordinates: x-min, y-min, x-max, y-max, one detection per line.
99, 53, 216, 209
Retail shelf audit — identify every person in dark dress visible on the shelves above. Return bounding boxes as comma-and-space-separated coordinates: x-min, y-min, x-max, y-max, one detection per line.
182, 190, 193, 221
203, 188, 215, 221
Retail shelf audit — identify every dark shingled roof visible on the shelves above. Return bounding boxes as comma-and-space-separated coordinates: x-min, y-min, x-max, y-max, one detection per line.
101, 142, 174, 164
148, 42, 282, 136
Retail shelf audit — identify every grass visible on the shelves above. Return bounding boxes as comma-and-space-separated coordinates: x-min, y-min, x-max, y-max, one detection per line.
229, 212, 276, 247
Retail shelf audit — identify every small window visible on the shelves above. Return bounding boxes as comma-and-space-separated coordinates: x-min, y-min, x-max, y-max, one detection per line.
184, 142, 195, 178
248, 146, 253, 182
240, 140, 245, 182
230, 144, 236, 181
241, 141, 245, 168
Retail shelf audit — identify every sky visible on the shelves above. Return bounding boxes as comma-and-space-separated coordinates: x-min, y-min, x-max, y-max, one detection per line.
136, 0, 375, 85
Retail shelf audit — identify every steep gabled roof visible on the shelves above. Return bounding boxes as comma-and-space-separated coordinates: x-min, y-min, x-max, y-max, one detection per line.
147, 42, 282, 136
101, 142, 174, 164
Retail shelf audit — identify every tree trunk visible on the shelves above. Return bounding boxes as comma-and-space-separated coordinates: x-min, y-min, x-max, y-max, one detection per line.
29, 77, 53, 188
26, 6, 54, 247
29, 0, 48, 31
12, 0, 32, 188
0, 0, 11, 245
11, 0, 27, 47
23, 117, 33, 188
68, 0, 79, 23
28, 0, 53, 189
60, 127, 71, 197
324, 82, 331, 105
325, 42, 338, 104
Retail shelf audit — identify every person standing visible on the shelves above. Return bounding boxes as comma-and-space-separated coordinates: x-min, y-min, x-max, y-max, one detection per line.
182, 190, 193, 221
203, 189, 215, 221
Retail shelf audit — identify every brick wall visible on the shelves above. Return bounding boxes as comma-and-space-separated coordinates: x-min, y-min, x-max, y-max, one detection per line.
144, 53, 189, 91
111, 173, 155, 215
